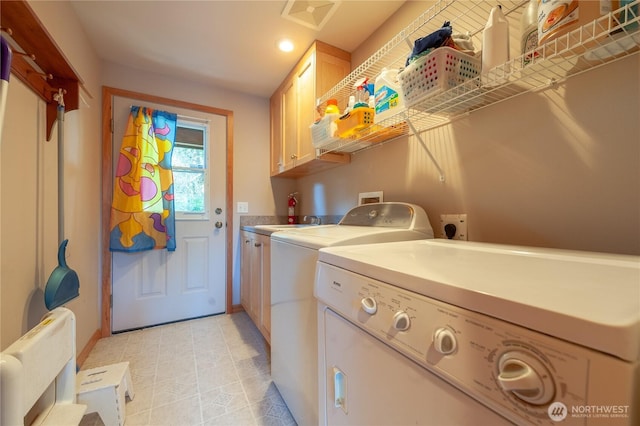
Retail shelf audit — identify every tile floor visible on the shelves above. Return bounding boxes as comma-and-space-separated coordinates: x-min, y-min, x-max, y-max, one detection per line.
79, 312, 296, 426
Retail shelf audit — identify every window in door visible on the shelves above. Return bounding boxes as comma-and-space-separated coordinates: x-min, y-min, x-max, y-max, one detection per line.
172, 121, 209, 219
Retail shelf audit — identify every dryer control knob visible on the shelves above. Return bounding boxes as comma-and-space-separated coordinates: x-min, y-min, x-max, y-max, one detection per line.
433, 328, 457, 355
497, 351, 555, 405
393, 311, 411, 331
361, 297, 377, 315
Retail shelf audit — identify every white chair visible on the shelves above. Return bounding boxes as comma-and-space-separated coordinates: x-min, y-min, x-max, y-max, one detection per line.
0, 307, 86, 426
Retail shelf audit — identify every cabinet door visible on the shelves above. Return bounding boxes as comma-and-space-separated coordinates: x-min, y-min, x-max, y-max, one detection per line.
282, 78, 298, 171
260, 234, 271, 343
316, 50, 351, 97
240, 232, 252, 313
240, 232, 270, 342
295, 54, 317, 166
270, 94, 283, 176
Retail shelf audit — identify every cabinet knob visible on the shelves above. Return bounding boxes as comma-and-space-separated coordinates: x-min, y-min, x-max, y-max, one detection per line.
290, 154, 297, 159
254, 243, 262, 247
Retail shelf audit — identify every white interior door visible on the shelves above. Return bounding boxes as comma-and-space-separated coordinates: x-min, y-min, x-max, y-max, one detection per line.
111, 96, 226, 332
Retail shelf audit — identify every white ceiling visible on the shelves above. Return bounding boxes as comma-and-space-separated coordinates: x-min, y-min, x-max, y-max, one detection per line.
70, 0, 406, 98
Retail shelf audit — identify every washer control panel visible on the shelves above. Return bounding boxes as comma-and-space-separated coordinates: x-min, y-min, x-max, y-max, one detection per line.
315, 263, 635, 425
338, 202, 417, 228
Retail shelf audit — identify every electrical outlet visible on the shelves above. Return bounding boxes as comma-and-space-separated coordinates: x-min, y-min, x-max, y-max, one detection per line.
237, 202, 249, 214
440, 214, 467, 240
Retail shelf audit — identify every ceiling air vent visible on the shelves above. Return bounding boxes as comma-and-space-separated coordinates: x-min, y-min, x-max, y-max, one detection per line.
281, 0, 341, 31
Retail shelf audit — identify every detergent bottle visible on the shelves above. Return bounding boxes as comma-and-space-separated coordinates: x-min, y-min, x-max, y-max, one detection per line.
325, 99, 340, 115
538, 1, 612, 45
374, 68, 405, 124
520, 0, 539, 66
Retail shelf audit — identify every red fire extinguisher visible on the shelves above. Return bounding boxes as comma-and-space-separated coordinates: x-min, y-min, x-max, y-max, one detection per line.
288, 192, 298, 224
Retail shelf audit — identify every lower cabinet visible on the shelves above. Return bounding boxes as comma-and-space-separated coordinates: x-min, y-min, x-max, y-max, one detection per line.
240, 230, 271, 343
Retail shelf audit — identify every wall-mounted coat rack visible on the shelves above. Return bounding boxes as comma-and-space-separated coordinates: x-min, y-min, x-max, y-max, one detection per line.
1, 0, 82, 141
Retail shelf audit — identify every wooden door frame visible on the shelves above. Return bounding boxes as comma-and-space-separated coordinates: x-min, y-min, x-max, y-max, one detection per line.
101, 86, 234, 337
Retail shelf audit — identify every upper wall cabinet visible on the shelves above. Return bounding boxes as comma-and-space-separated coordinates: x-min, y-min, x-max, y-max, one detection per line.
270, 41, 351, 178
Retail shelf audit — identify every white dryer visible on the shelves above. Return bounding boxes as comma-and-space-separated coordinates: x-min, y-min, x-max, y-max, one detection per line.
315, 239, 640, 425
270, 202, 433, 426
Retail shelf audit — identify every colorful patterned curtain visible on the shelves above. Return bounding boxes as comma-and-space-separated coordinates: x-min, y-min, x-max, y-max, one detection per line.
109, 106, 177, 252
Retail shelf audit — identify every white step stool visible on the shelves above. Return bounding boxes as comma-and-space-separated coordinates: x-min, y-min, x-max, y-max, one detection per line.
76, 362, 135, 426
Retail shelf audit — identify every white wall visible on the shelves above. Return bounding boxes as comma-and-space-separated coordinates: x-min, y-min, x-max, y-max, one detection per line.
1, 0, 102, 350
1, 80, 53, 348
293, 2, 640, 256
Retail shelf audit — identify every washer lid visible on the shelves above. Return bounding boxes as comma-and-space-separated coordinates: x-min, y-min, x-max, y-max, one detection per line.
272, 226, 433, 249
317, 239, 640, 362
271, 202, 434, 249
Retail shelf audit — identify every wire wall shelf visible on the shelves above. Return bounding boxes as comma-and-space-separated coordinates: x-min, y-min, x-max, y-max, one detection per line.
315, 0, 640, 172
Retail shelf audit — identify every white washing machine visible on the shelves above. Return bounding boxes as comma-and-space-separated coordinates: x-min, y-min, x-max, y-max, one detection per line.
270, 202, 434, 426
315, 239, 640, 425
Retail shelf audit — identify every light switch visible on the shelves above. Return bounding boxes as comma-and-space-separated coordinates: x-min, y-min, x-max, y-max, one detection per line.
237, 202, 249, 214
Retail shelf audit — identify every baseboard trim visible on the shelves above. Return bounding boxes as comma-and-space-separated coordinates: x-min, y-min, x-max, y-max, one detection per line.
77, 329, 101, 368
229, 304, 245, 314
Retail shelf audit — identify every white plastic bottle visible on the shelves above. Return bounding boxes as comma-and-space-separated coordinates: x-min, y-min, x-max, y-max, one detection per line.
482, 5, 510, 83
520, 0, 538, 66
344, 95, 355, 114
373, 68, 405, 124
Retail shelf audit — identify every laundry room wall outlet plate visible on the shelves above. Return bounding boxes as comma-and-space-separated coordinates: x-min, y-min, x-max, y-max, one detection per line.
440, 214, 467, 240
358, 191, 383, 205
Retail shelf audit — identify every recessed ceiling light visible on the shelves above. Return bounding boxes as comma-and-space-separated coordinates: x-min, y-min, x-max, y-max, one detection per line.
278, 39, 294, 53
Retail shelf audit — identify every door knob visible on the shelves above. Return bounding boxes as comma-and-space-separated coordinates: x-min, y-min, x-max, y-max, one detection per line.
215, 221, 223, 229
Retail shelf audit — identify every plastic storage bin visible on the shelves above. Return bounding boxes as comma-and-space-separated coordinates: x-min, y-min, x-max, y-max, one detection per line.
337, 108, 374, 138
310, 113, 341, 148
398, 47, 481, 108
